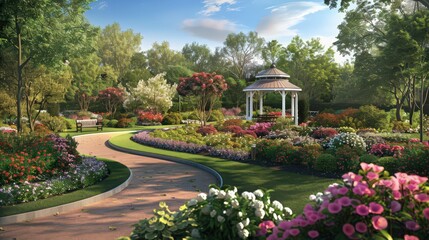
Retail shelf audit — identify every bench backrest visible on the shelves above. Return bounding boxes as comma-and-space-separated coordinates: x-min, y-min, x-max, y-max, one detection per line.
76, 119, 98, 126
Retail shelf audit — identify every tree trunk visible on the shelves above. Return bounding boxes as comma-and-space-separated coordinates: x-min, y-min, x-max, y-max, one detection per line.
16, 17, 23, 133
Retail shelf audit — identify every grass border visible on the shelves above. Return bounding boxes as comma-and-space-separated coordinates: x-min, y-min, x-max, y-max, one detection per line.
0, 159, 130, 218
109, 132, 337, 212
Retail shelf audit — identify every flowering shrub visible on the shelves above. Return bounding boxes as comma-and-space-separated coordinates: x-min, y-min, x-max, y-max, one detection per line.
312, 113, 339, 127
197, 124, 218, 136
137, 111, 163, 124
204, 132, 234, 148
0, 126, 17, 134
311, 127, 338, 139
327, 132, 367, 152
369, 143, 398, 157
116, 118, 134, 128
150, 127, 205, 145
248, 122, 273, 137
207, 148, 251, 161
265, 129, 300, 140
223, 119, 244, 128
132, 131, 207, 154
0, 157, 108, 206
221, 107, 241, 117
338, 126, 356, 133
129, 186, 294, 240
234, 130, 257, 139
0, 133, 80, 185
223, 125, 244, 134
396, 144, 429, 176
264, 163, 429, 239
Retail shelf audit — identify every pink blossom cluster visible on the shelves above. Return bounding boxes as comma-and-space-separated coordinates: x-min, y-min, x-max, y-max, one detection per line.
369, 143, 404, 157
261, 163, 429, 239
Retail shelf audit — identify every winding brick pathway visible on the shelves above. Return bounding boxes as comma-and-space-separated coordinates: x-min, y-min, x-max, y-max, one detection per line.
0, 132, 217, 240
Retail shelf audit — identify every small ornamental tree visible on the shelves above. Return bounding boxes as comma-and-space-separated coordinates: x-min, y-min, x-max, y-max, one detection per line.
177, 72, 228, 126
98, 87, 125, 117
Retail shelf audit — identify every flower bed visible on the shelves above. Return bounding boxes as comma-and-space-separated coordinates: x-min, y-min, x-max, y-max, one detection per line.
0, 157, 108, 206
126, 164, 429, 240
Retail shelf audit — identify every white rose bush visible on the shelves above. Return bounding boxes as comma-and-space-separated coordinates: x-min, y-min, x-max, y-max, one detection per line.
126, 185, 294, 240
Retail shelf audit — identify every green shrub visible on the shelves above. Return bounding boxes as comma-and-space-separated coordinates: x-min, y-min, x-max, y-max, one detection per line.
107, 119, 118, 127
355, 105, 390, 130
391, 121, 411, 133
327, 132, 366, 152
208, 109, 224, 122
162, 112, 183, 125
271, 117, 293, 131
223, 119, 244, 128
42, 116, 68, 132
315, 153, 337, 173
102, 119, 110, 127
298, 97, 309, 123
64, 118, 75, 129
359, 154, 379, 164
375, 156, 399, 175
335, 145, 363, 173
397, 144, 429, 176
298, 144, 323, 168
275, 142, 300, 165
338, 126, 356, 133
255, 139, 282, 163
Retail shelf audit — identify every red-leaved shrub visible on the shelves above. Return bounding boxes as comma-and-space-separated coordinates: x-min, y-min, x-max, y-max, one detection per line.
197, 125, 218, 136
311, 127, 338, 139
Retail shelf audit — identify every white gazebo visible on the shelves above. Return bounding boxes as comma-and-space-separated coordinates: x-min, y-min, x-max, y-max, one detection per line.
243, 64, 302, 125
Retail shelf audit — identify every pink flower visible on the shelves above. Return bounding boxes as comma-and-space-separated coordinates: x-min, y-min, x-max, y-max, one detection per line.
369, 202, 384, 214
414, 193, 429, 202
342, 223, 355, 237
328, 202, 342, 214
367, 171, 379, 181
337, 187, 348, 195
257, 220, 276, 236
338, 196, 352, 206
287, 229, 300, 236
405, 221, 421, 231
356, 204, 369, 216
355, 222, 367, 233
390, 201, 401, 213
404, 235, 420, 240
360, 162, 371, 171
372, 216, 388, 230
353, 182, 372, 196
423, 208, 429, 220
407, 183, 419, 192
308, 230, 319, 239
371, 164, 384, 173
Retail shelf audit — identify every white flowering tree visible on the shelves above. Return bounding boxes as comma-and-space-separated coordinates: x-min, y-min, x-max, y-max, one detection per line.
124, 73, 177, 113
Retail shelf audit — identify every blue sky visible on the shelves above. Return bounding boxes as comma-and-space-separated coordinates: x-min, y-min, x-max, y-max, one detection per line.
85, 0, 347, 62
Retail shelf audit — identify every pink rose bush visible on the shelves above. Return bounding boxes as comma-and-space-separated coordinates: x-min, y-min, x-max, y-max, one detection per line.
262, 163, 429, 239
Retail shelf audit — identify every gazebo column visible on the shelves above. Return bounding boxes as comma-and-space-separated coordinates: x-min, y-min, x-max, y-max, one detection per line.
294, 93, 299, 125
281, 91, 287, 117
249, 91, 254, 120
259, 92, 264, 115
291, 93, 295, 119
245, 92, 249, 120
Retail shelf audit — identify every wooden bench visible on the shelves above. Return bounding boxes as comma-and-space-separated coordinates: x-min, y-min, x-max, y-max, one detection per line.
256, 114, 278, 123
76, 119, 103, 132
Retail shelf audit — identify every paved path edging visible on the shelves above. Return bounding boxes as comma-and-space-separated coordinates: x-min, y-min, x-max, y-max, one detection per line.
107, 140, 224, 187
0, 166, 132, 225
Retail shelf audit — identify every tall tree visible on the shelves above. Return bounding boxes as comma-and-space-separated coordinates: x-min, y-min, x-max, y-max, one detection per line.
146, 41, 188, 75
182, 42, 212, 72
97, 23, 142, 84
261, 40, 285, 66
0, 0, 94, 132
221, 31, 265, 79
121, 52, 152, 90
324, 0, 429, 11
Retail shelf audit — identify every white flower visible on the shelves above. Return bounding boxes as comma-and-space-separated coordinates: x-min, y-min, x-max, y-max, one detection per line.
225, 190, 236, 200
237, 222, 244, 230
238, 229, 250, 239
316, 192, 323, 198
210, 210, 217, 218
187, 198, 198, 206
209, 188, 219, 197
225, 209, 232, 216
241, 191, 256, 201
253, 189, 263, 198
284, 207, 293, 215
242, 218, 250, 226
231, 199, 240, 208
238, 211, 243, 217
217, 215, 225, 223
191, 229, 200, 238
273, 213, 278, 221
217, 190, 226, 199
196, 193, 207, 202
253, 200, 264, 210
269, 207, 274, 214
255, 209, 265, 218
272, 200, 283, 211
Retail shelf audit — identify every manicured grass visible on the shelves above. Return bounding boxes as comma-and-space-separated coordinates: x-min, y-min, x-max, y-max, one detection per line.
59, 124, 180, 138
0, 159, 130, 217
109, 133, 337, 213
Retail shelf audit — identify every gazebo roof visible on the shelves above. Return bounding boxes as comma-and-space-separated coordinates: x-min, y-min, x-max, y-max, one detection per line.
255, 64, 290, 79
243, 64, 302, 92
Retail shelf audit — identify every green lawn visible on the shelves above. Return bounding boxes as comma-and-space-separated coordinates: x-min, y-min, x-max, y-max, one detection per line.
109, 133, 337, 213
0, 159, 130, 217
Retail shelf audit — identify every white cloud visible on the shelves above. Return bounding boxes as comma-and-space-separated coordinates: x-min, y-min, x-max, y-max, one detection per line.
182, 18, 238, 42
95, 0, 108, 10
257, 2, 327, 38
200, 0, 237, 16
312, 35, 352, 64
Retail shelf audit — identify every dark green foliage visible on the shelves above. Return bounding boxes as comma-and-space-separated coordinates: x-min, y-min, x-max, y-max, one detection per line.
375, 157, 398, 175
47, 103, 60, 116
397, 144, 429, 176
162, 112, 183, 125
354, 105, 390, 130
116, 118, 133, 128
107, 119, 119, 127
298, 97, 309, 123
208, 109, 224, 122
315, 153, 337, 173
335, 145, 363, 173
359, 154, 379, 164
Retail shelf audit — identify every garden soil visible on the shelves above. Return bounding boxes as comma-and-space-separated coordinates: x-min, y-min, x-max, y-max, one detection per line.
0, 132, 216, 240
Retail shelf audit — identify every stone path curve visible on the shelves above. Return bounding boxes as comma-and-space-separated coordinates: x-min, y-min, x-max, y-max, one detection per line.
0, 132, 217, 240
